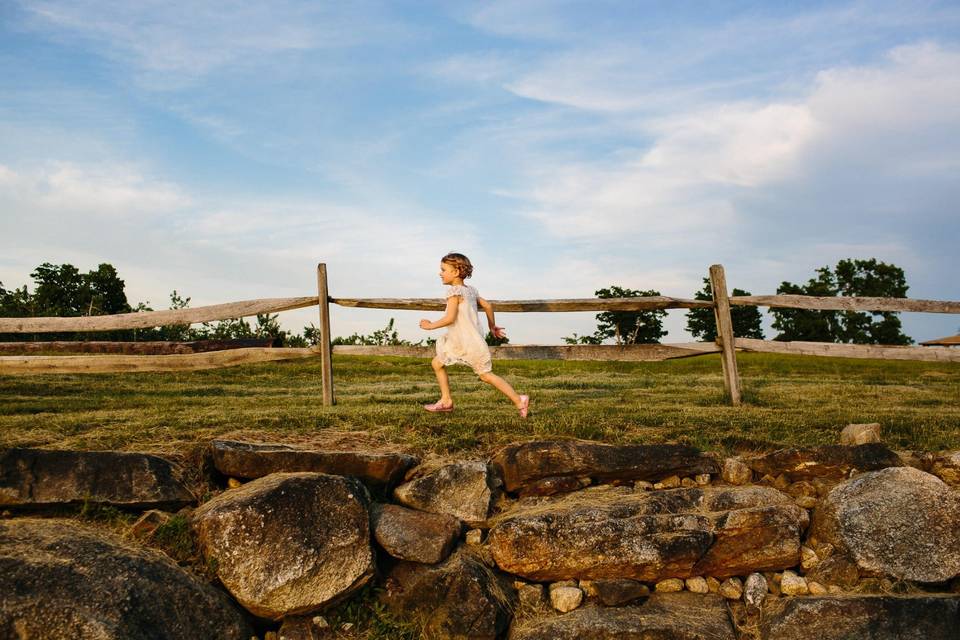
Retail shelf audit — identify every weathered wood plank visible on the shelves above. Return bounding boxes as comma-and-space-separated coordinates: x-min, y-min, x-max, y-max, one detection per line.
710, 264, 742, 406
329, 297, 714, 312
730, 295, 960, 314
735, 337, 960, 362
0, 339, 277, 355
332, 343, 721, 362
0, 348, 318, 375
0, 297, 319, 334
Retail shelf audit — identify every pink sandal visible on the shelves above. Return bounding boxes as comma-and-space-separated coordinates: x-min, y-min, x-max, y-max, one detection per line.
518, 395, 530, 418
424, 401, 454, 413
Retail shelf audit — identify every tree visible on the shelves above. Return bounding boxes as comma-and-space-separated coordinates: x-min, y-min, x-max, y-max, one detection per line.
563, 286, 667, 345
685, 278, 764, 341
771, 259, 912, 344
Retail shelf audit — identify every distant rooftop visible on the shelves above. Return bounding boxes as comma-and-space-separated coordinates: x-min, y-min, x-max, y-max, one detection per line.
920, 334, 960, 347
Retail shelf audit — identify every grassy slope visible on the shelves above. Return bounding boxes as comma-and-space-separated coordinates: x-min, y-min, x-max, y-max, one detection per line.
2, 352, 958, 456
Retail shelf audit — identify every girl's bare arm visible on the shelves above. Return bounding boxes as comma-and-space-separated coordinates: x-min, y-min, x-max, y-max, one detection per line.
420, 296, 460, 330
477, 296, 496, 329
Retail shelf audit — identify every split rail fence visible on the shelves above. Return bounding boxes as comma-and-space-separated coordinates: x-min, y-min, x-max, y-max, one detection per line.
1, 264, 958, 406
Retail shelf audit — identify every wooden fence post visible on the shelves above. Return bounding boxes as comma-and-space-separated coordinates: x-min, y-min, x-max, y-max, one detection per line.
709, 264, 742, 406
317, 263, 335, 406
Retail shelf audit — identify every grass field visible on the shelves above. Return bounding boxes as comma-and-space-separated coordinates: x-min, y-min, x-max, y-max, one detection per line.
2, 352, 959, 456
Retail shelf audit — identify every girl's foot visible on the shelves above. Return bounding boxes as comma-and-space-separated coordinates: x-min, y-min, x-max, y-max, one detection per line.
518, 395, 529, 418
424, 400, 454, 413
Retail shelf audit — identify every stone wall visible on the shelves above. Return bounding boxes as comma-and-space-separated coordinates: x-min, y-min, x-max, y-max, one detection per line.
2, 430, 960, 639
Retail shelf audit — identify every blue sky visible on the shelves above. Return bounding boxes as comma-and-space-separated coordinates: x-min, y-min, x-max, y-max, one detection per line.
1, 0, 959, 344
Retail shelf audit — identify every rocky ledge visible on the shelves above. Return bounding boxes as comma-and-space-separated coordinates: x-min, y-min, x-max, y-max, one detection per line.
2, 428, 960, 639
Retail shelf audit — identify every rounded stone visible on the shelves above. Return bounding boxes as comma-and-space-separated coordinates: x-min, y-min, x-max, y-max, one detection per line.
191, 472, 374, 619
655, 578, 684, 593
685, 576, 709, 593
550, 586, 584, 613
809, 467, 960, 582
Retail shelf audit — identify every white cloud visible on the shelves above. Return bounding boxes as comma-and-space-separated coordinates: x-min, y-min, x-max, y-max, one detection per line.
506, 41, 960, 248
17, 0, 403, 85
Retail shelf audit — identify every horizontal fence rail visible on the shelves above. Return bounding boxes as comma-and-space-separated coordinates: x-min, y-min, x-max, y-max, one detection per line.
0, 297, 318, 333
2, 263, 958, 407
330, 296, 713, 312
735, 338, 960, 362
730, 295, 960, 314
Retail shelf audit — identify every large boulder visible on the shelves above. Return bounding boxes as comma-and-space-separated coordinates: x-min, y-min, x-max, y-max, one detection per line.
393, 461, 499, 525
808, 466, 960, 582
209, 439, 417, 491
743, 444, 902, 481
488, 486, 807, 582
370, 502, 462, 564
509, 593, 736, 640
381, 549, 514, 640
191, 472, 374, 619
491, 440, 719, 494
758, 595, 960, 640
0, 518, 253, 639
0, 448, 194, 509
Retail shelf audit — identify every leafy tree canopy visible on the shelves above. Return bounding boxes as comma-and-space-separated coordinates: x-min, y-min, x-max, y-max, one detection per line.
685, 278, 764, 342
564, 286, 667, 345
771, 258, 912, 345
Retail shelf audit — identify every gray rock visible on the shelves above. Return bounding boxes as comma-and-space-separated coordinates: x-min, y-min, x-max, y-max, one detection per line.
0, 518, 252, 639
0, 448, 194, 509
191, 472, 374, 619
509, 593, 736, 640
744, 573, 767, 609
370, 502, 462, 564
393, 461, 499, 525
809, 466, 960, 582
721, 458, 753, 485
491, 440, 719, 493
210, 439, 417, 491
382, 549, 513, 640
840, 423, 882, 446
549, 586, 583, 612
805, 554, 859, 588
579, 578, 650, 606
515, 582, 548, 611
488, 486, 807, 582
743, 444, 902, 481
760, 595, 960, 640
930, 451, 960, 486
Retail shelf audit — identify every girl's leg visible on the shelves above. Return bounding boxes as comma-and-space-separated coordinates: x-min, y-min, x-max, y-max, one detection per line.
478, 371, 523, 407
431, 357, 453, 405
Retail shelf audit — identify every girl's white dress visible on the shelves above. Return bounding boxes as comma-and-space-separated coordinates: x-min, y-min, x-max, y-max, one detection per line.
435, 284, 493, 375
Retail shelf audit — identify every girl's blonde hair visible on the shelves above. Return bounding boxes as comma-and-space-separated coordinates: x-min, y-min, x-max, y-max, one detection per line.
442, 252, 473, 279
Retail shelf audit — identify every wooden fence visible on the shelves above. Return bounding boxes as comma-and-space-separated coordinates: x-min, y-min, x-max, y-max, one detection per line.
1, 264, 958, 406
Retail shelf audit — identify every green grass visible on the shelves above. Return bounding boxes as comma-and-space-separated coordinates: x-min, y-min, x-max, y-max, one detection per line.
1, 353, 958, 457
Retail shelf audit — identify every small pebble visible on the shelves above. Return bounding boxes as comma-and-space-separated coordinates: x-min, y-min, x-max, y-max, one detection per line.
705, 576, 721, 593
800, 546, 819, 571
719, 577, 743, 600
685, 576, 709, 593
655, 475, 681, 489
807, 581, 828, 595
549, 586, 583, 612
634, 480, 654, 491
465, 528, 484, 545
722, 458, 752, 485
780, 571, 809, 596
227, 477, 242, 489
744, 573, 767, 609
694, 473, 711, 486
655, 578, 684, 592
680, 477, 697, 488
